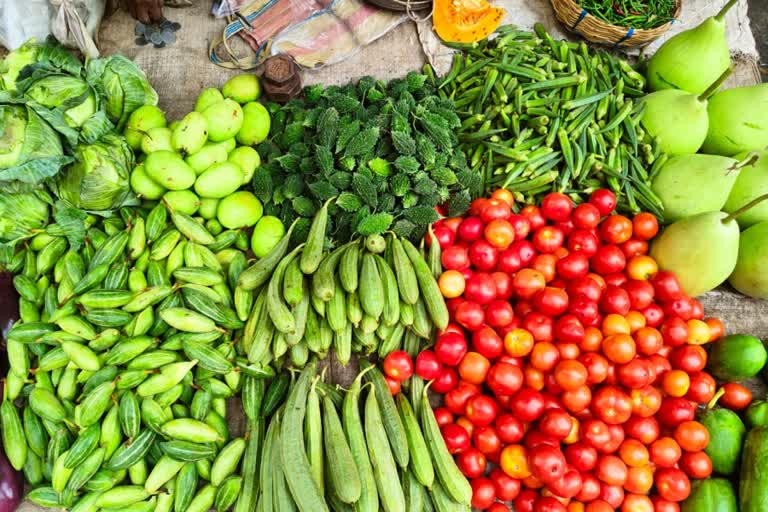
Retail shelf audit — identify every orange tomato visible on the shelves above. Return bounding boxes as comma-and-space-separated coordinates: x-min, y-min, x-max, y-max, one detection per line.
705, 317, 725, 341
619, 439, 650, 467
673, 421, 710, 452
580, 327, 603, 352
532, 254, 558, 282
626, 255, 658, 280
661, 370, 690, 398
456, 416, 474, 438
634, 327, 663, 356
438, 270, 465, 298
568, 503, 586, 512
484, 219, 516, 249
624, 466, 654, 494
491, 188, 515, 207
621, 493, 654, 512
602, 334, 636, 364
504, 328, 534, 357
686, 319, 711, 345
602, 314, 631, 336
625, 311, 646, 333
523, 365, 545, 391
458, 352, 491, 385
531, 342, 560, 371
500, 444, 531, 479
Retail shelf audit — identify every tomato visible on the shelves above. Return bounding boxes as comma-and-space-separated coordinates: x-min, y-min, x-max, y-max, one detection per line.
471, 477, 497, 510
650, 271, 684, 302
487, 362, 524, 396
434, 332, 468, 366
513, 240, 538, 267
630, 213, 659, 241
672, 421, 709, 453
657, 397, 696, 428
602, 314, 630, 335
485, 301, 515, 329
466, 395, 499, 427
501, 444, 531, 479
624, 416, 659, 445
581, 419, 611, 449
539, 192, 572, 221
503, 329, 533, 358
469, 239, 499, 271
485, 219, 516, 250
589, 189, 617, 215
667, 346, 705, 374
660, 369, 689, 398
433, 407, 453, 427
415, 350, 442, 380
510, 387, 545, 422
684, 371, 715, 405
580, 326, 604, 352
442, 245, 470, 270
531, 342, 561, 371
522, 205, 546, 230
625, 465, 654, 494
585, 500, 614, 512
620, 238, 649, 258
630, 385, 662, 418
561, 385, 592, 414
622, 494, 654, 512
604, 272, 628, 288
595, 455, 627, 486
438, 270, 465, 299
578, 352, 608, 385
509, 213, 532, 239
554, 316, 585, 346
524, 313, 555, 343
577, 474, 602, 502
567, 276, 602, 302
599, 215, 633, 245
705, 317, 725, 340
534, 496, 568, 512
458, 216, 484, 241
651, 497, 680, 512
641, 303, 665, 328
679, 450, 712, 479
474, 425, 502, 455
514, 269, 547, 299
599, 484, 625, 509
569, 297, 600, 326
572, 203, 601, 229
617, 359, 653, 389
491, 188, 515, 207
626, 255, 658, 281
382, 351, 414, 381
618, 439, 649, 468
599, 286, 631, 316
489, 274, 512, 303
533, 226, 565, 253
384, 375, 401, 395
532, 254, 558, 283
491, 467, 521, 501
568, 229, 600, 257
690, 299, 704, 320
441, 423, 471, 454
432, 367, 459, 393
602, 334, 636, 364
431, 226, 456, 249
533, 287, 570, 317
457, 447, 487, 478
457, 416, 475, 437
464, 273, 497, 305
564, 442, 598, 472
552, 360, 587, 391
634, 326, 663, 356
459, 352, 491, 385
592, 386, 633, 425
536, 410, 571, 440
649, 437, 681, 468
445, 382, 480, 415
591, 245, 626, 275
654, 468, 690, 502
715, 384, 749, 413
623, 281, 654, 311
455, 301, 485, 331
528, 444, 567, 484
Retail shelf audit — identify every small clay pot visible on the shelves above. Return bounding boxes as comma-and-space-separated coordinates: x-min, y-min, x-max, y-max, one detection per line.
263, 55, 302, 103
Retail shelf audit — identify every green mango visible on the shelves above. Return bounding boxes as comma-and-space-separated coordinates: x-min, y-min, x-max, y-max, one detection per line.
222, 74, 261, 104
746, 400, 768, 428
194, 88, 224, 113
729, 221, 768, 299
202, 100, 244, 142
724, 150, 768, 228
236, 102, 270, 146
699, 407, 745, 475
681, 478, 737, 512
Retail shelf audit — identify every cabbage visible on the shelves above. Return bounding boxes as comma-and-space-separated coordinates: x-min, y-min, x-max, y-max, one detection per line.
55, 134, 135, 211
23, 74, 97, 127
86, 55, 159, 130
0, 40, 38, 91
0, 100, 73, 186
0, 191, 50, 243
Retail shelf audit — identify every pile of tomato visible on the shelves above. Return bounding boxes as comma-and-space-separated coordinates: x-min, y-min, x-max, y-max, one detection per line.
415, 189, 731, 512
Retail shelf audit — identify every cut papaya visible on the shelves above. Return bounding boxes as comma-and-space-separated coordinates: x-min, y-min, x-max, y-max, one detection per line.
433, 0, 505, 43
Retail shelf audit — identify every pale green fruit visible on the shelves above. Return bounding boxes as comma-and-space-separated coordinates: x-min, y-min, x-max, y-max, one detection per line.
724, 150, 768, 227
185, 144, 228, 175
729, 221, 768, 298
651, 154, 740, 222
130, 163, 166, 200
202, 99, 244, 142
145, 150, 196, 191
647, 0, 736, 94
702, 84, 768, 156
222, 74, 261, 104
217, 191, 263, 229
124, 105, 166, 150
163, 190, 200, 215
171, 112, 208, 155
227, 146, 260, 184
194, 162, 243, 199
236, 102, 270, 146
195, 88, 224, 113
650, 211, 740, 297
213, 138, 237, 154
199, 198, 219, 220
140, 127, 173, 154
640, 90, 708, 156
251, 216, 285, 258
169, 120, 180, 131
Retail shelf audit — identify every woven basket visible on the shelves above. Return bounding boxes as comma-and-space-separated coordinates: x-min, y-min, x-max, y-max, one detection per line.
550, 0, 681, 48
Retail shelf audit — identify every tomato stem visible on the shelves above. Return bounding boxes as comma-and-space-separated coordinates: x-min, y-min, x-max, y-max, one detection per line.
707, 387, 726, 410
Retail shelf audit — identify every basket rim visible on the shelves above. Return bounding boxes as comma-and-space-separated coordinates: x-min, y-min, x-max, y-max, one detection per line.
551, 0, 682, 35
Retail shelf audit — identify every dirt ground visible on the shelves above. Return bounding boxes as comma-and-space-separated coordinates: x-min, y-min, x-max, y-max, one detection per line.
748, 0, 768, 79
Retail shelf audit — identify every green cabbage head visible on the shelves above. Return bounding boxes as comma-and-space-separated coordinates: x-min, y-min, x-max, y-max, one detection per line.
0, 191, 50, 243
0, 40, 39, 91
24, 74, 97, 128
56, 134, 134, 211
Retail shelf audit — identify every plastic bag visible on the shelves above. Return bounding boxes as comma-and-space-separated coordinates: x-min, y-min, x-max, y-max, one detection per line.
0, 0, 51, 50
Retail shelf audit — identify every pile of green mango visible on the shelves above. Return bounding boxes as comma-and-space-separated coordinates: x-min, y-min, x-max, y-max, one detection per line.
127, 74, 273, 233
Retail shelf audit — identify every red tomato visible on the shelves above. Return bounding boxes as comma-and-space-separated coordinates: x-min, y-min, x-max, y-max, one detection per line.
444, 382, 480, 415
599, 484, 625, 509
686, 371, 716, 404
523, 313, 555, 343
539, 409, 574, 439
533, 226, 565, 253
491, 467, 521, 502
433, 407, 453, 427
679, 450, 713, 479
457, 447, 487, 478
586, 499, 616, 512
459, 352, 491, 385
577, 473, 602, 502
487, 362, 524, 396
471, 477, 497, 510
589, 189, 617, 215
528, 444, 567, 484
513, 240, 538, 266
382, 351, 413, 381
557, 251, 590, 280
599, 286, 631, 316
485, 301, 515, 329
534, 287, 570, 316
654, 468, 690, 502
474, 426, 502, 455
602, 334, 636, 364
432, 367, 458, 393
569, 297, 600, 326
465, 273, 498, 305
455, 301, 485, 331
458, 216, 485, 242
514, 489, 539, 512
581, 419, 611, 449
509, 214, 532, 239
384, 375, 401, 395
669, 345, 706, 373
592, 386, 633, 425
522, 205, 546, 230
541, 192, 574, 221
650, 437, 682, 467
565, 442, 598, 471
599, 215, 633, 245
624, 416, 660, 445
595, 455, 628, 486
622, 494, 654, 512
624, 280, 655, 310
514, 269, 547, 299
499, 247, 524, 274
617, 359, 653, 389
492, 272, 514, 300
579, 352, 609, 385
415, 350, 442, 380
466, 395, 499, 427
664, 298, 694, 321
554, 360, 588, 391
470, 327, 502, 359
561, 385, 592, 414
720, 383, 753, 410
469, 240, 499, 271
673, 421, 709, 452
630, 386, 662, 418
568, 229, 600, 257
496, 413, 525, 444
488, 504, 510, 512
442, 245, 470, 270
652, 497, 681, 512
635, 327, 664, 356
441, 423, 471, 454
510, 387, 545, 422
657, 397, 696, 428
641, 303, 665, 328
481, 200, 512, 223
591, 245, 626, 275
533, 254, 558, 282
632, 213, 659, 240
534, 496, 567, 512
650, 271, 684, 302
555, 315, 586, 345
434, 332, 468, 366
573, 203, 602, 229
531, 342, 561, 371
431, 226, 455, 249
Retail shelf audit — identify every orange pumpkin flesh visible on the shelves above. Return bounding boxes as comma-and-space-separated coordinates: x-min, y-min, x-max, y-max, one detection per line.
433, 0, 505, 43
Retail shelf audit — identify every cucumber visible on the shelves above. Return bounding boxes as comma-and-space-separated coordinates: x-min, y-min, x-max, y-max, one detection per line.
740, 426, 768, 512
322, 395, 361, 503
359, 254, 384, 319
360, 362, 409, 468
700, 407, 746, 475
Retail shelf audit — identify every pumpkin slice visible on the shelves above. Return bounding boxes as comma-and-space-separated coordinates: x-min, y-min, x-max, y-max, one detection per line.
433, 0, 505, 43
